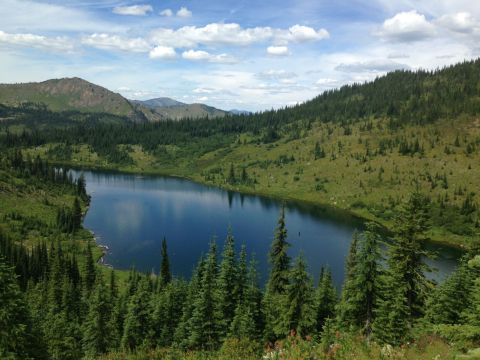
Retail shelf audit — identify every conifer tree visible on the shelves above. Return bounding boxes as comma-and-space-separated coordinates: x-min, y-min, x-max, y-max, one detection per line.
83, 240, 96, 293
189, 241, 222, 349
389, 191, 432, 321
160, 237, 171, 286
174, 256, 205, 349
267, 205, 290, 294
72, 197, 82, 231
82, 277, 112, 357
337, 223, 382, 335
0, 257, 42, 360
315, 266, 337, 333
217, 228, 238, 336
284, 255, 317, 337
121, 276, 152, 351
264, 205, 291, 340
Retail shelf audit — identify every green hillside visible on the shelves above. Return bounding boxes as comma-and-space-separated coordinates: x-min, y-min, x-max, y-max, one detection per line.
0, 77, 144, 121
3, 58, 479, 247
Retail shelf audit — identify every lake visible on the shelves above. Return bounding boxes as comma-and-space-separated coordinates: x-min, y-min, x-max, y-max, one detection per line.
74, 169, 461, 287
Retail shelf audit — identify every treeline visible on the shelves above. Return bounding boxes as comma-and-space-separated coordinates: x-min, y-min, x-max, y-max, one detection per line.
2, 190, 480, 359
2, 59, 480, 157
1, 150, 88, 201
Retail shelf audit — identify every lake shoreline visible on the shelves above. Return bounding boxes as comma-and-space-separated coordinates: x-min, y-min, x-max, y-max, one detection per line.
66, 161, 466, 252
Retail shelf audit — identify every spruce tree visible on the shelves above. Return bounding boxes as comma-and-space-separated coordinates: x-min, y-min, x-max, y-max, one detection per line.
82, 277, 112, 357
189, 241, 222, 349
217, 228, 238, 337
83, 240, 96, 293
121, 276, 152, 351
0, 257, 41, 360
267, 205, 290, 294
389, 191, 432, 321
160, 237, 171, 286
315, 266, 337, 333
264, 205, 291, 340
284, 255, 317, 337
337, 223, 382, 335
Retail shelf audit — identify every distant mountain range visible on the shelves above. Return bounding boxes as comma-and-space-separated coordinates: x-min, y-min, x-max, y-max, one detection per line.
0, 78, 250, 121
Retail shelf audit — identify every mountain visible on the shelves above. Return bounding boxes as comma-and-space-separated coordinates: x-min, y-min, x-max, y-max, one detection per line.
229, 109, 252, 115
134, 97, 186, 108
0, 77, 145, 121
133, 97, 228, 120
0, 79, 229, 122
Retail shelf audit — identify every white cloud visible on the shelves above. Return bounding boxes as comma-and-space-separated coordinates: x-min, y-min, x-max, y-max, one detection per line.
267, 46, 289, 56
196, 96, 209, 102
82, 33, 150, 53
0, 30, 74, 52
287, 25, 330, 42
177, 7, 192, 18
182, 50, 236, 63
436, 12, 478, 33
335, 59, 410, 73
0, 0, 121, 33
379, 10, 435, 42
150, 23, 328, 48
149, 46, 176, 59
112, 5, 153, 16
160, 9, 173, 17
193, 88, 215, 94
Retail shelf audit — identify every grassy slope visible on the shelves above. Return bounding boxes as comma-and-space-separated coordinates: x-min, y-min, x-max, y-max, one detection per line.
0, 167, 130, 284
24, 114, 480, 248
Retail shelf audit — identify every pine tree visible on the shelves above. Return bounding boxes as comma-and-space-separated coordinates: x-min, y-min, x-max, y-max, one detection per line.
83, 240, 96, 292
230, 254, 264, 340
160, 237, 171, 286
72, 197, 82, 231
217, 228, 238, 337
284, 255, 317, 337
174, 256, 205, 349
389, 191, 432, 321
121, 276, 152, 351
189, 241, 222, 349
0, 257, 42, 360
336, 223, 382, 335
264, 205, 291, 340
315, 266, 337, 333
82, 277, 112, 357
267, 205, 290, 294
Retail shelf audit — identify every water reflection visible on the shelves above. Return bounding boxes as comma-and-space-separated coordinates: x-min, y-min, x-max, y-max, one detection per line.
71, 169, 460, 287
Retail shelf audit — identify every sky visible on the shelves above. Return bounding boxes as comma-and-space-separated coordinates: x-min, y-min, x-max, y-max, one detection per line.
0, 0, 479, 111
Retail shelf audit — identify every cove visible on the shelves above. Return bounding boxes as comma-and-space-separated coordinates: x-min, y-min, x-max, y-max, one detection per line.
74, 169, 461, 287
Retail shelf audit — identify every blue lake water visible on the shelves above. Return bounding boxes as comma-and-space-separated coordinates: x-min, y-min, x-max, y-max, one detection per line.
75, 170, 461, 288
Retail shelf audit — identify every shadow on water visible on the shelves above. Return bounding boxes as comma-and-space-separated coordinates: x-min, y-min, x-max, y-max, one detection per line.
70, 169, 461, 288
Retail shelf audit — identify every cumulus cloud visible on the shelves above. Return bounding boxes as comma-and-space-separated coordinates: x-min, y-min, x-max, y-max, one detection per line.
335, 59, 410, 73
378, 10, 435, 42
177, 7, 192, 18
284, 25, 329, 42
0, 30, 74, 52
149, 23, 328, 48
436, 12, 478, 33
149, 46, 176, 59
160, 9, 173, 17
267, 46, 289, 56
82, 33, 150, 53
182, 49, 236, 63
112, 5, 153, 16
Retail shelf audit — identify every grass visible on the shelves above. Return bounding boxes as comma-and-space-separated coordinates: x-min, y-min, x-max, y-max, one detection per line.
23, 115, 480, 249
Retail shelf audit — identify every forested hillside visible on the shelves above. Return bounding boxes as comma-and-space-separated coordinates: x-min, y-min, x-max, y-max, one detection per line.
1, 150, 480, 359
2, 58, 479, 247
2, 58, 480, 359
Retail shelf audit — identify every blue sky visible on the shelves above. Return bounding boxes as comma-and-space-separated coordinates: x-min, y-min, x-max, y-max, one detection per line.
1, 0, 479, 111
